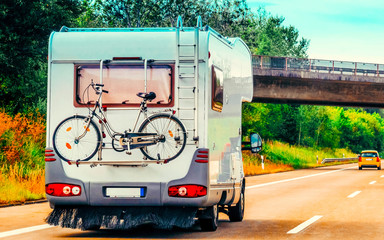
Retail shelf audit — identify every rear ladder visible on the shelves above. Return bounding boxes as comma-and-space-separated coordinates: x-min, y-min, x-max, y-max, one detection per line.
175, 17, 202, 145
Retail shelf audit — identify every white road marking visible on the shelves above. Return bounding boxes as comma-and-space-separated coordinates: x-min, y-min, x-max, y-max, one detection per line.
381, 175, 384, 178
246, 166, 355, 189
0, 224, 53, 238
287, 215, 323, 234
369, 181, 377, 185
347, 191, 362, 198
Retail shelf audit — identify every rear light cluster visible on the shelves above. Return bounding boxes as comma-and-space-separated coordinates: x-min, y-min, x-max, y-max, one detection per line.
359, 156, 362, 162
46, 183, 82, 197
377, 157, 380, 162
168, 185, 207, 198
195, 149, 209, 163
45, 149, 56, 162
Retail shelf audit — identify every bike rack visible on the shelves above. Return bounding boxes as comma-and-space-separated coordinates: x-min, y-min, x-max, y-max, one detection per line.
68, 159, 168, 167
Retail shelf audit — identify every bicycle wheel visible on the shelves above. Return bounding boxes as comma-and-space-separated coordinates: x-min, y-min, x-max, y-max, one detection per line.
53, 115, 101, 161
138, 114, 187, 161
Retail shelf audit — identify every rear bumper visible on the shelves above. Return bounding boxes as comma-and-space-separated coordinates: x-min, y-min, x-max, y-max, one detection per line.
359, 163, 380, 168
46, 148, 210, 208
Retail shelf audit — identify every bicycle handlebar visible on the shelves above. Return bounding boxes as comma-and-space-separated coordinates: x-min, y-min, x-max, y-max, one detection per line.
89, 81, 108, 95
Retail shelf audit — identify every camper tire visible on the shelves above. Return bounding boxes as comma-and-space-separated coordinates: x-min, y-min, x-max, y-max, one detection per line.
53, 115, 101, 162
228, 181, 245, 222
199, 204, 218, 231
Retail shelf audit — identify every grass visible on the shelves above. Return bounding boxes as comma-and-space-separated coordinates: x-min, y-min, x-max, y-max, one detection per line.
0, 165, 45, 205
0, 110, 46, 205
243, 140, 357, 176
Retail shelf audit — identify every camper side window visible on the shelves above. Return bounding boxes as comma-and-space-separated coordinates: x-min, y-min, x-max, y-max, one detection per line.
75, 65, 173, 107
212, 66, 224, 112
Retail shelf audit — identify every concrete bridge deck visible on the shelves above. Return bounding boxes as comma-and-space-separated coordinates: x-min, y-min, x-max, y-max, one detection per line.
252, 55, 384, 107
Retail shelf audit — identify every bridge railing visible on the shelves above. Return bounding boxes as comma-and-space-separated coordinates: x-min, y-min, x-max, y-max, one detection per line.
253, 55, 384, 77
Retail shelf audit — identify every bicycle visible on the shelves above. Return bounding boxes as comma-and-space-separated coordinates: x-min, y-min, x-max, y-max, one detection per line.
52, 81, 187, 163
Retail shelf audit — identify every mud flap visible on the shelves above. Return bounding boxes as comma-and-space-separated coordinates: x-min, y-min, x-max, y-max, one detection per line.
46, 206, 197, 230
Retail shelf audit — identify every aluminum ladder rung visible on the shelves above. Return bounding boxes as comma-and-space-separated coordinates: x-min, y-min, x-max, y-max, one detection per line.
178, 86, 195, 89
178, 65, 195, 68
179, 97, 194, 100
179, 74, 195, 78
180, 118, 195, 121
178, 44, 196, 47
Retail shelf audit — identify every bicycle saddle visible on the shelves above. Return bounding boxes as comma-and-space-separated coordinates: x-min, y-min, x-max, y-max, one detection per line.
137, 92, 156, 100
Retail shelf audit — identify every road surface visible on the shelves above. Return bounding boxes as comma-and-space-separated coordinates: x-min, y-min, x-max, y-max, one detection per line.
1, 163, 384, 239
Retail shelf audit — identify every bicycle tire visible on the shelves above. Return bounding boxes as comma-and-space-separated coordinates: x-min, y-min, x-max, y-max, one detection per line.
138, 114, 187, 161
53, 115, 101, 162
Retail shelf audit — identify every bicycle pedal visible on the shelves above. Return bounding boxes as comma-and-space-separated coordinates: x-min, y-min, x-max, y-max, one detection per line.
126, 151, 132, 155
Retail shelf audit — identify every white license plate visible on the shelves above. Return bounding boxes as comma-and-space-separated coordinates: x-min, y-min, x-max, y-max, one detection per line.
366, 158, 373, 161
106, 188, 144, 198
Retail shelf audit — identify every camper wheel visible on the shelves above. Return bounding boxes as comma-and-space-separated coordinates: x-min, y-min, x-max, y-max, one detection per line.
199, 204, 218, 231
228, 180, 245, 222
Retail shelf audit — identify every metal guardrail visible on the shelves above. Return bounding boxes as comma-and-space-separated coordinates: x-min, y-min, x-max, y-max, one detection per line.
253, 55, 384, 78
321, 157, 358, 164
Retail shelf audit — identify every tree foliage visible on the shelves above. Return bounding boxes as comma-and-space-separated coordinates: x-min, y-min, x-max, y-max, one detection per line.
243, 103, 384, 154
0, 0, 83, 113
80, 0, 309, 57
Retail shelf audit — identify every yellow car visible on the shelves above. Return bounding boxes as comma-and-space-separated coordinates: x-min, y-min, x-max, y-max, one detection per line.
359, 150, 381, 170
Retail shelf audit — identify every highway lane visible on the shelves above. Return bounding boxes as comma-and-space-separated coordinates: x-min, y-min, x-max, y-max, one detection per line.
1, 163, 384, 239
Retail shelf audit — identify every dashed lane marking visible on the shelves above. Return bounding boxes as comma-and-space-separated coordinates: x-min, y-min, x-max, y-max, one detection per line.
0, 224, 53, 238
287, 215, 323, 234
347, 191, 362, 198
369, 181, 377, 185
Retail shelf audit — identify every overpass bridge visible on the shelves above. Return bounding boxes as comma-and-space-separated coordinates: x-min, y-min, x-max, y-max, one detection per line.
252, 55, 384, 107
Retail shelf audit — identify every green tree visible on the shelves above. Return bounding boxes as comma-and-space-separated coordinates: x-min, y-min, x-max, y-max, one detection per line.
80, 1, 309, 57
0, 0, 83, 113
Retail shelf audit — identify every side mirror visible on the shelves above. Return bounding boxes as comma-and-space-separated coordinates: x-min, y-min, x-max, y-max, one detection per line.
250, 133, 262, 153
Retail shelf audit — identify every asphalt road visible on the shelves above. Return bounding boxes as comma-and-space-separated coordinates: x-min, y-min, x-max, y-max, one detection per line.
1, 163, 384, 239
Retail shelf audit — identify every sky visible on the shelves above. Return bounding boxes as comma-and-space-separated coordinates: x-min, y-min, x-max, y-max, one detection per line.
247, 0, 384, 64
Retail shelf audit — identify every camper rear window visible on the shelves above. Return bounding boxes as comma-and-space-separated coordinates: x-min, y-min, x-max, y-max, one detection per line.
212, 66, 224, 112
75, 65, 173, 107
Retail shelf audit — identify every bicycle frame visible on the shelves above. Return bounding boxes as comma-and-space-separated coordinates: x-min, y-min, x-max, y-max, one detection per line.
78, 91, 150, 141
76, 84, 175, 156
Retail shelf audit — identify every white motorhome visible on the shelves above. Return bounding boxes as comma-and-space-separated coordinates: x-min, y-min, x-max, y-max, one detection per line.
45, 17, 261, 231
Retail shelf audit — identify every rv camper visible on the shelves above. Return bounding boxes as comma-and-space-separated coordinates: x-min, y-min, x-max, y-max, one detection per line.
45, 17, 261, 231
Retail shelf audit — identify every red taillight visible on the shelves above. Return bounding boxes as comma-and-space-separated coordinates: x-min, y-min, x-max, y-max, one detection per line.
377, 157, 380, 162
45, 183, 81, 197
45, 149, 56, 162
359, 157, 362, 162
195, 149, 209, 163
168, 185, 207, 198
